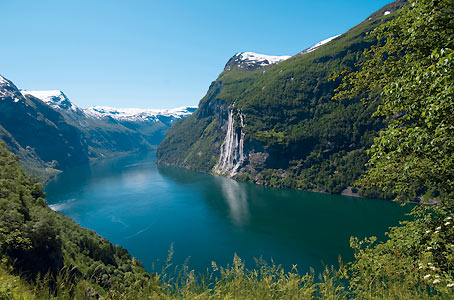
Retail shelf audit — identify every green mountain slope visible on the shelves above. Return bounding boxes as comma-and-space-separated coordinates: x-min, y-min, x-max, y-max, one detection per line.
0, 140, 150, 296
157, 0, 407, 195
0, 77, 89, 180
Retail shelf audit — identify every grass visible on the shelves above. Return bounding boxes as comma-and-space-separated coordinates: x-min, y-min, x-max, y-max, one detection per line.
3, 249, 453, 300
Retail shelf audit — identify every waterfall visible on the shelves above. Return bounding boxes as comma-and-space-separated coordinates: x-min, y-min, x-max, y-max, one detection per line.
214, 109, 245, 177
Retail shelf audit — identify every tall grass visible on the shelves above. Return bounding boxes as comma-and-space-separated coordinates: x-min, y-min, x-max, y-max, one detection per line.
2, 250, 453, 299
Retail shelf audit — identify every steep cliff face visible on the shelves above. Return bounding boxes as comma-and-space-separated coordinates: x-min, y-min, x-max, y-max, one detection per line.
157, 1, 407, 194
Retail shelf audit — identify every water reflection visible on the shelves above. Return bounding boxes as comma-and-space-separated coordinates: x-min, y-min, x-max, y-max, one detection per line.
158, 165, 251, 227
46, 153, 412, 273
121, 168, 151, 191
157, 164, 206, 185
216, 177, 249, 227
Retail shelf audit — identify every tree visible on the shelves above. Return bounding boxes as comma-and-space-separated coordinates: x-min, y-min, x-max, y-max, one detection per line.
335, 0, 454, 203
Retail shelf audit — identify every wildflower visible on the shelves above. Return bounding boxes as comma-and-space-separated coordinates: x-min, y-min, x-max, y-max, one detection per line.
436, 226, 441, 230
445, 222, 451, 226
447, 283, 454, 288
424, 274, 431, 279
425, 230, 431, 233
427, 247, 433, 250
446, 217, 452, 220
433, 279, 440, 284
211, 261, 218, 272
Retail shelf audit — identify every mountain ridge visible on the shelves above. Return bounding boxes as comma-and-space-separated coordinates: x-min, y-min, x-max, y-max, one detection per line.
20, 88, 197, 122
0, 76, 195, 180
157, 0, 407, 196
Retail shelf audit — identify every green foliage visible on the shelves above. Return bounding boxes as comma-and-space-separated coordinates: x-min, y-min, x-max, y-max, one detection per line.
335, 0, 454, 203
0, 92, 90, 180
0, 265, 37, 299
255, 129, 287, 146
348, 205, 454, 299
0, 140, 149, 294
157, 113, 223, 171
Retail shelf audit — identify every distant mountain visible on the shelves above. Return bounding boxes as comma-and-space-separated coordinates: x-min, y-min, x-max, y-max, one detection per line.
20, 90, 80, 112
20, 90, 196, 124
85, 105, 196, 124
21, 90, 196, 124
157, 0, 407, 196
0, 76, 195, 180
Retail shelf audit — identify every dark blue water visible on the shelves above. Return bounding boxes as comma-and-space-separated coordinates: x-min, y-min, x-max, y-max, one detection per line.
45, 152, 411, 273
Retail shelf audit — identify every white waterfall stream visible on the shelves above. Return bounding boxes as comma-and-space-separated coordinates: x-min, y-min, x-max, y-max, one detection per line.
214, 109, 245, 177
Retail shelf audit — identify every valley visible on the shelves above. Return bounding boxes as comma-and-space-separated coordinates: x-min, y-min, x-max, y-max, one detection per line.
0, 75, 196, 180
1, 0, 453, 298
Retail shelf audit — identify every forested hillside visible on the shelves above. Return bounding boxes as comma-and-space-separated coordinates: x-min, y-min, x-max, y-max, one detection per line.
157, 1, 407, 196
0, 140, 150, 297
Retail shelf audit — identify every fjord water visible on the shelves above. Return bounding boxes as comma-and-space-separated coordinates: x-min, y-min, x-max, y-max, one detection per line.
45, 152, 410, 273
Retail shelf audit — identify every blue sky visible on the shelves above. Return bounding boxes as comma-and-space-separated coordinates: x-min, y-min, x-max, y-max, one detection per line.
1, 0, 392, 109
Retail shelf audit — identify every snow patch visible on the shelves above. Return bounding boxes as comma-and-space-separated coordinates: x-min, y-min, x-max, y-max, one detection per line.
84, 105, 197, 121
20, 90, 79, 112
237, 52, 290, 66
301, 34, 341, 54
19, 89, 196, 122
0, 75, 8, 85
3, 81, 197, 122
0, 75, 22, 103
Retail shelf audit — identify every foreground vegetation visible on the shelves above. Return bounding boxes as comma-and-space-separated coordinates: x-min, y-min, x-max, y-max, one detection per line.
1, 204, 453, 299
334, 0, 454, 203
1, 0, 453, 298
0, 140, 150, 298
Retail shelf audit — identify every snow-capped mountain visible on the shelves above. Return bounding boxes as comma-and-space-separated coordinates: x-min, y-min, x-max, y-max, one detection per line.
20, 89, 197, 123
20, 90, 81, 112
1, 74, 198, 179
85, 105, 197, 122
225, 52, 291, 71
224, 35, 341, 71
0, 75, 23, 103
300, 35, 341, 55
